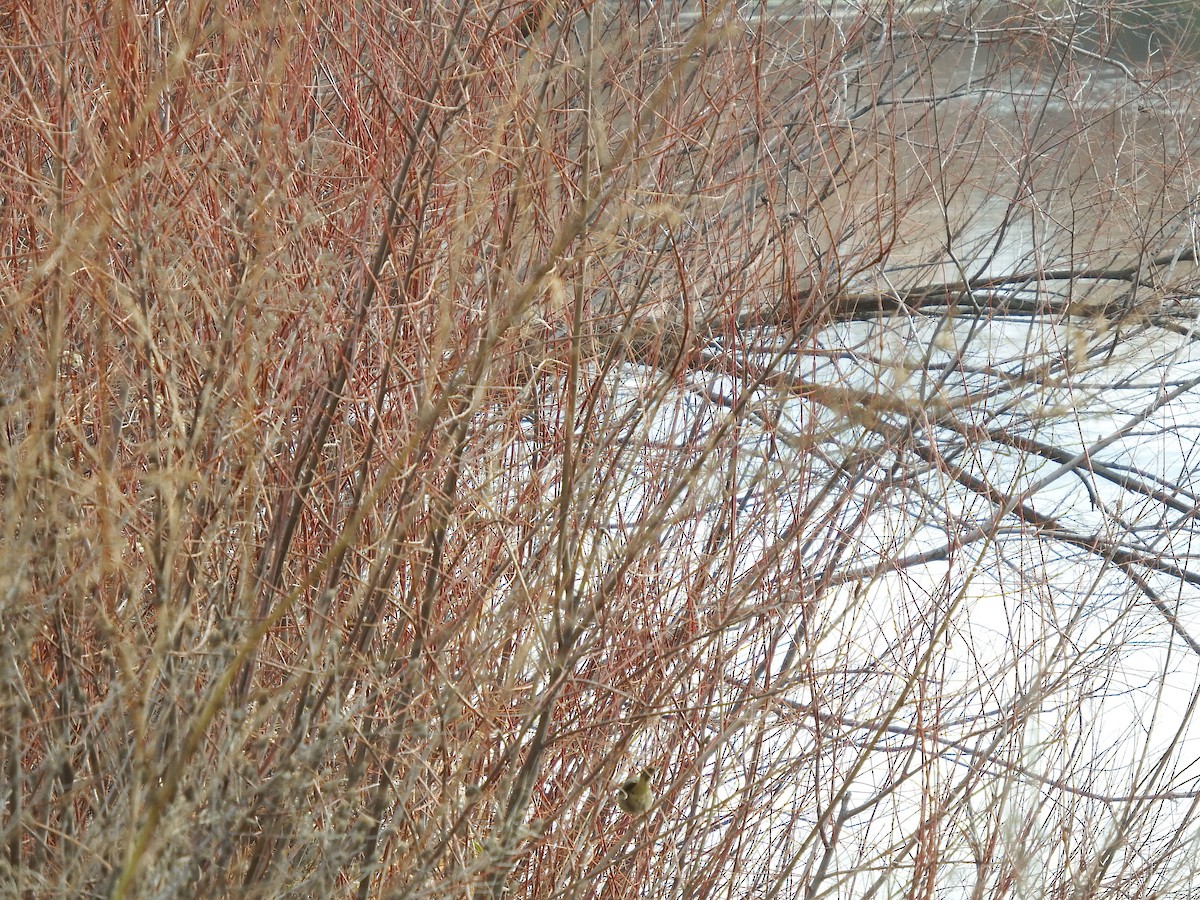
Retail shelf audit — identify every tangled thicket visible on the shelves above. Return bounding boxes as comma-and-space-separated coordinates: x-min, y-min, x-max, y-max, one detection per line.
5, 2, 1200, 898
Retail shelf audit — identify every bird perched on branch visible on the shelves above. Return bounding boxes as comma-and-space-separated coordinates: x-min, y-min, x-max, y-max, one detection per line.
616, 767, 656, 815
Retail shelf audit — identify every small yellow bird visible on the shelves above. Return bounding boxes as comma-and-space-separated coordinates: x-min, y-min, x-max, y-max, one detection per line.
616, 767, 655, 814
